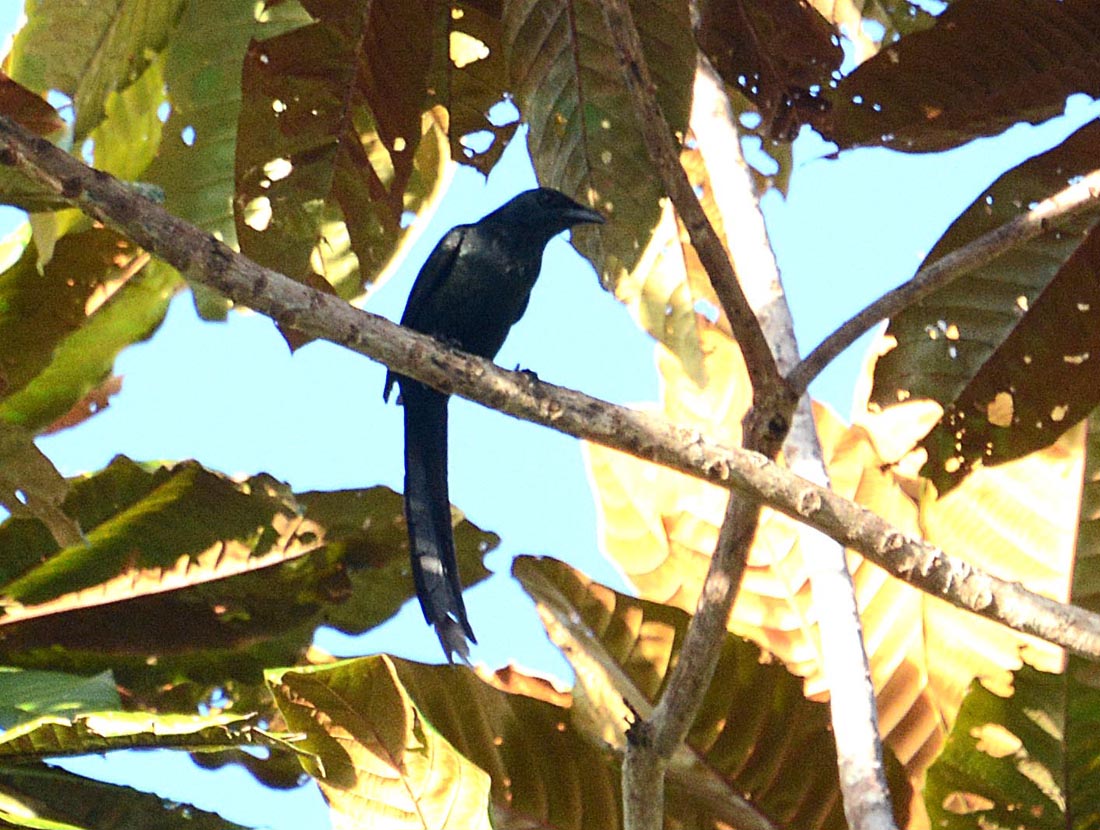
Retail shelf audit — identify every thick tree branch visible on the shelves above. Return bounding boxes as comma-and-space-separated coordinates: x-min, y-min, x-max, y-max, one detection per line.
788, 168, 1100, 395
3, 104, 1100, 688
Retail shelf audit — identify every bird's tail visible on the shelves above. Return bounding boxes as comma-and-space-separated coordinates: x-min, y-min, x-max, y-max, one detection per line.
401, 381, 476, 661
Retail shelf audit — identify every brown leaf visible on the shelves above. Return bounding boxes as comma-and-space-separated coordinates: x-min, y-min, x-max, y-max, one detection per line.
695, 0, 842, 140
818, 0, 1100, 151
0, 73, 65, 137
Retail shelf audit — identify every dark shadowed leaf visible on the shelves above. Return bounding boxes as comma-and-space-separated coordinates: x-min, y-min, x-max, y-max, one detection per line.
235, 0, 449, 302
866, 120, 1100, 490
0, 763, 251, 830
504, 0, 696, 289
818, 0, 1100, 151
695, 0, 842, 141
919, 224, 1100, 490
513, 555, 913, 830
0, 457, 494, 711
925, 663, 1100, 830
442, 0, 519, 173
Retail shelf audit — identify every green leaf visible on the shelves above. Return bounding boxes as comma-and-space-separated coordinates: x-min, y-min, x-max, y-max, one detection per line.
925, 663, 1100, 830
0, 457, 495, 712
0, 763, 251, 830
87, 52, 167, 181
513, 555, 913, 830
0, 668, 119, 729
820, 0, 1100, 151
11, 0, 187, 139
504, 0, 696, 288
235, 0, 450, 301
0, 227, 179, 433
269, 656, 494, 829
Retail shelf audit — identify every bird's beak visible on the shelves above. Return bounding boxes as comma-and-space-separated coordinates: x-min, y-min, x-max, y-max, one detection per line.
566, 204, 605, 226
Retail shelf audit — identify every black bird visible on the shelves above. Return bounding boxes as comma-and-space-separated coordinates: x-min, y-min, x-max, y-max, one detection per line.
384, 187, 604, 661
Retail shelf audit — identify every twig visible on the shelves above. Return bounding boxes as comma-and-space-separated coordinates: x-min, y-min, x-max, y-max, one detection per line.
596, 0, 787, 409
788, 168, 1100, 395
2, 111, 1099, 665
595, 3, 791, 827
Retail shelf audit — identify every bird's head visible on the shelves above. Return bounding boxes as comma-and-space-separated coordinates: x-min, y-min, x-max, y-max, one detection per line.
484, 187, 605, 244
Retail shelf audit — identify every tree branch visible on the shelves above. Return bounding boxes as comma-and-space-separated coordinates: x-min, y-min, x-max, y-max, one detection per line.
788, 168, 1100, 395
594, 4, 797, 827
4, 99, 1100, 733
692, 59, 895, 830
595, 0, 787, 410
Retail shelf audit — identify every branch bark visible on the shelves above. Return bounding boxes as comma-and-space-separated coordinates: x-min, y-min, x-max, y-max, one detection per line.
692, 59, 895, 830
5, 109, 1100, 820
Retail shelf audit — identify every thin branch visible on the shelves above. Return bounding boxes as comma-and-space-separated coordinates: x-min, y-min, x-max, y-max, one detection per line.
789, 168, 1100, 395
594, 5, 791, 828
693, 59, 896, 830
2, 111, 1100, 659
595, 0, 787, 409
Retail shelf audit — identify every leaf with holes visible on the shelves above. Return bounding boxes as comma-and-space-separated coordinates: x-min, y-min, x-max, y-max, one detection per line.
925, 663, 1100, 830
818, 0, 1100, 151
504, 0, 696, 289
918, 223, 1100, 490
235, 0, 450, 303
695, 0, 842, 141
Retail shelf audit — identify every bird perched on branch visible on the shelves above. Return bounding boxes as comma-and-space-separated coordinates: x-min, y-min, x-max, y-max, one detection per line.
384, 187, 605, 661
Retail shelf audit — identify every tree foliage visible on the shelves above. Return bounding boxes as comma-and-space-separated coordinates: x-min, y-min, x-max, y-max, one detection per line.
1, 0, 1100, 828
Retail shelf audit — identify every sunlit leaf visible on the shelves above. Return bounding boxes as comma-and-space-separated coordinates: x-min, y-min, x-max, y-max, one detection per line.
269, 656, 494, 830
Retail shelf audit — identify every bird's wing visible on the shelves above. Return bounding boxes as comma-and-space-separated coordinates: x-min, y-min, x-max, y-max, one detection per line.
384, 226, 468, 402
